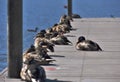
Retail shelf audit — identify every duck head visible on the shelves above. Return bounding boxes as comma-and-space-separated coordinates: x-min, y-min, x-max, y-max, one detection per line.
78, 36, 85, 42
40, 29, 46, 34
46, 28, 53, 33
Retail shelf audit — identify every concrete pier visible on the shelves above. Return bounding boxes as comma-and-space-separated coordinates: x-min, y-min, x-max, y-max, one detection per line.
1, 18, 120, 82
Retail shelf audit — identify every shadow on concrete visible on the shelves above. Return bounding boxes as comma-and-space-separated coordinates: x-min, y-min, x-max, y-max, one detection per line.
50, 55, 65, 58
46, 79, 72, 82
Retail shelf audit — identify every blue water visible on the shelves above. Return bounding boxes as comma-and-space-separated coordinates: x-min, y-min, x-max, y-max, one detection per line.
0, 0, 120, 71
73, 0, 120, 17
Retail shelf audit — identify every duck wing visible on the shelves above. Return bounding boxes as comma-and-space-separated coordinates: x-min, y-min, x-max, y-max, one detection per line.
87, 40, 102, 51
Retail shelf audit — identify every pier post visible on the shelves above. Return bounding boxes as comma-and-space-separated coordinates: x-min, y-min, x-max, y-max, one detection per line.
67, 0, 72, 18
7, 0, 23, 78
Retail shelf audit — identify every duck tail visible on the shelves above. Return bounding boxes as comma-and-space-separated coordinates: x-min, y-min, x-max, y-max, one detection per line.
97, 44, 102, 51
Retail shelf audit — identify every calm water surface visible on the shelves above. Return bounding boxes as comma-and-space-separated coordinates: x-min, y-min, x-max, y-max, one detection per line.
0, 0, 120, 71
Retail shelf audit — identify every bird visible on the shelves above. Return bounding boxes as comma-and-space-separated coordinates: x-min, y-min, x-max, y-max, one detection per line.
75, 36, 102, 51
27, 27, 38, 32
23, 43, 55, 65
39, 41, 55, 52
50, 32, 72, 45
20, 57, 46, 82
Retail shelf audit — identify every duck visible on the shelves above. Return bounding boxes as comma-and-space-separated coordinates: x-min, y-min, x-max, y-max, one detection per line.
34, 32, 55, 52
27, 27, 38, 32
23, 43, 55, 65
50, 32, 72, 45
59, 14, 72, 28
34, 32, 47, 48
23, 44, 37, 62
23, 44, 36, 54
75, 36, 102, 51
35, 42, 55, 62
20, 57, 46, 82
39, 41, 55, 52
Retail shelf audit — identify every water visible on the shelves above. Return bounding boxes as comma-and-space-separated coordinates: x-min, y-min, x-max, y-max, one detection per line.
0, 0, 120, 71
73, 0, 120, 18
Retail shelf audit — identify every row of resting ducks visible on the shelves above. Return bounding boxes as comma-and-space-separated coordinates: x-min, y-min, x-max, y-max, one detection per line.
20, 15, 102, 82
